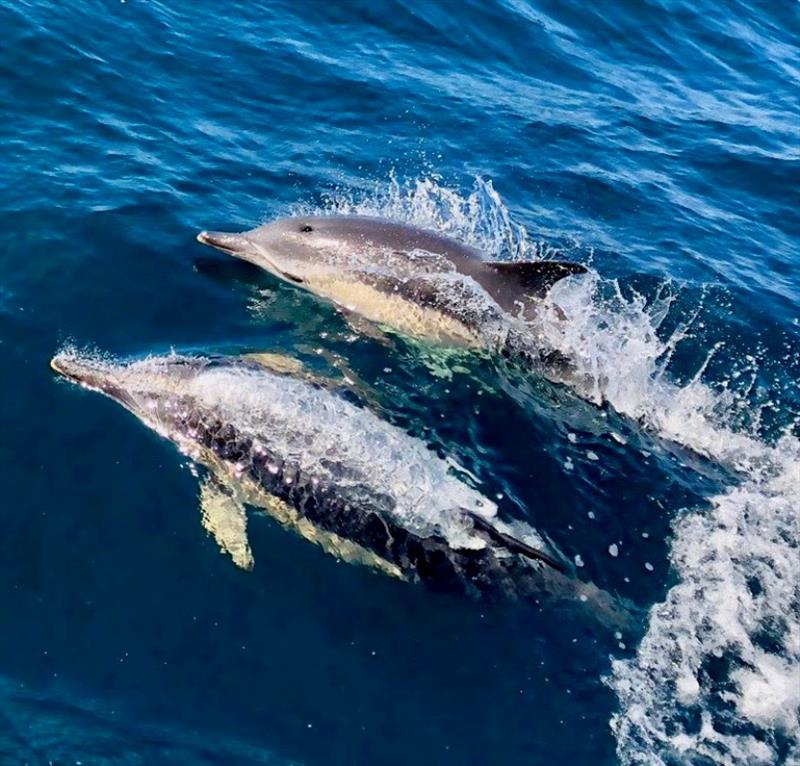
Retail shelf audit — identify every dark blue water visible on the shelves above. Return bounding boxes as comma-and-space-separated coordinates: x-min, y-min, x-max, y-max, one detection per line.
1, 1, 798, 764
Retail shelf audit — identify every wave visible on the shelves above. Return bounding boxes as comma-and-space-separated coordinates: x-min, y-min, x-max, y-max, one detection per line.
0, 676, 299, 765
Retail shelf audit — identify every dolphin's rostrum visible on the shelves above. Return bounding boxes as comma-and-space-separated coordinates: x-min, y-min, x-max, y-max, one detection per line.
51, 350, 569, 598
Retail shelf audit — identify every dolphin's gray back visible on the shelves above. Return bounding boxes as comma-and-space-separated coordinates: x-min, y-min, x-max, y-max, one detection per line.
321, 216, 486, 272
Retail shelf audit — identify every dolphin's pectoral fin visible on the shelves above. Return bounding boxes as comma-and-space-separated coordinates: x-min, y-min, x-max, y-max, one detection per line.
487, 261, 587, 298
198, 476, 254, 571
463, 511, 566, 573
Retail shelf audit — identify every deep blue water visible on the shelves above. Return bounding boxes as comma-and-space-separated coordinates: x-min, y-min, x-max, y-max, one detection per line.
1, 1, 799, 764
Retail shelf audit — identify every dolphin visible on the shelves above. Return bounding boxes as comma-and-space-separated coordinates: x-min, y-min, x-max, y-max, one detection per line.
197, 216, 587, 368
51, 349, 575, 599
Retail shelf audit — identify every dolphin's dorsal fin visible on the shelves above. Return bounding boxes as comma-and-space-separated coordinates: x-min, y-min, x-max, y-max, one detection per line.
487, 261, 587, 297
464, 511, 565, 573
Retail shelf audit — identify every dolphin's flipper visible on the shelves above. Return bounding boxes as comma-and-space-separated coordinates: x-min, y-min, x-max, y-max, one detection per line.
464, 511, 566, 573
487, 261, 587, 298
199, 476, 254, 570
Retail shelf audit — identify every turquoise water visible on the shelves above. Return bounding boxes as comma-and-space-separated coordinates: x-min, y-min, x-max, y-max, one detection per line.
1, 1, 798, 764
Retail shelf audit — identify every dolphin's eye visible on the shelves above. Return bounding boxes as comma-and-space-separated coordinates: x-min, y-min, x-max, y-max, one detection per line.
301, 225, 313, 233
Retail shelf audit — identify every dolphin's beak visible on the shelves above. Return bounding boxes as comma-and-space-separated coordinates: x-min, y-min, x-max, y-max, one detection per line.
50, 353, 122, 396
196, 230, 251, 256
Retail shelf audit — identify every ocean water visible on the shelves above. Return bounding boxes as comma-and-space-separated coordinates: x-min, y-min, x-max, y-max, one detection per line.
1, 1, 798, 764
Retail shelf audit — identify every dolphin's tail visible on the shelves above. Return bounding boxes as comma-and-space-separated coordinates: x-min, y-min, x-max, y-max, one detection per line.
460, 512, 640, 633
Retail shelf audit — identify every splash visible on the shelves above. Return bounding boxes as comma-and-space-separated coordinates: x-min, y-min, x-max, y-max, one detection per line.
310, 174, 800, 765
309, 174, 796, 462
299, 172, 560, 262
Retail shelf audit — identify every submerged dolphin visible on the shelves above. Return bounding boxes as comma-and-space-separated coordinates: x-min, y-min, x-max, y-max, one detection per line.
51, 350, 574, 599
197, 216, 586, 366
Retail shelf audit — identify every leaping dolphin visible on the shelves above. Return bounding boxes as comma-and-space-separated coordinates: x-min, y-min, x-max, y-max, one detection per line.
51, 349, 572, 599
197, 216, 587, 369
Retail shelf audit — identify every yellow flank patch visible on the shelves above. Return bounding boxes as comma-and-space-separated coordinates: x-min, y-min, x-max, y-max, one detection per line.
255, 489, 406, 581
203, 452, 406, 581
309, 278, 479, 347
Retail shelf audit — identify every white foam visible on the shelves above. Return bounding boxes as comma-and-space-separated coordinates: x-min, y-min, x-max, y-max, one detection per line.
611, 445, 800, 765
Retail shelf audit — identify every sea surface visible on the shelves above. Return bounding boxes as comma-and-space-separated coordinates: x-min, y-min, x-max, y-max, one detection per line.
1, 1, 798, 764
